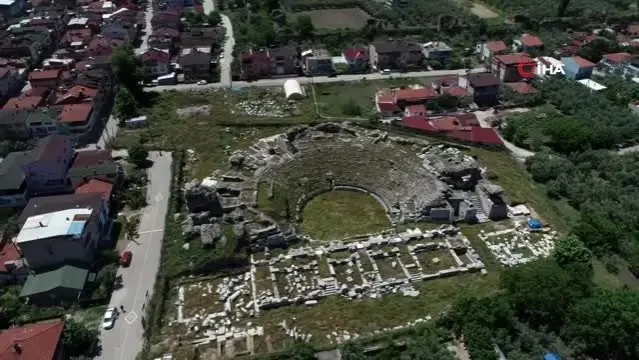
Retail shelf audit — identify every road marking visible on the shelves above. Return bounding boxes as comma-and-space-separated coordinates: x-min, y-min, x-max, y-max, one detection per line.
155, 193, 164, 202
125, 312, 138, 324
138, 229, 164, 235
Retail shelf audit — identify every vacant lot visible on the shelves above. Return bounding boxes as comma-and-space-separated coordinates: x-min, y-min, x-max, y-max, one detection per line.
294, 8, 371, 29
300, 190, 390, 240
470, 2, 499, 18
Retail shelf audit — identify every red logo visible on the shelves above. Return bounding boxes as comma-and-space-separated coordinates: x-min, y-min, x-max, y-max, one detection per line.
517, 62, 537, 78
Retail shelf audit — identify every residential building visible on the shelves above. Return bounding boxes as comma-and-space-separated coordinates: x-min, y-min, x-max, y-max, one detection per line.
561, 56, 596, 80
66, 17, 90, 30
622, 56, 639, 78
57, 103, 96, 134
139, 48, 171, 77
477, 40, 507, 62
491, 53, 535, 83
180, 27, 223, 48
240, 49, 270, 80
59, 28, 94, 52
404, 104, 426, 117
505, 82, 539, 95
369, 40, 423, 70
459, 72, 501, 107
87, 35, 124, 57
15, 208, 99, 269
441, 86, 472, 106
0, 66, 21, 101
577, 78, 606, 91
3, 94, 46, 109
0, 151, 29, 207
375, 93, 400, 117
22, 134, 73, 195
393, 87, 438, 107
149, 27, 179, 50
151, 11, 180, 30
68, 150, 121, 188
343, 48, 369, 73
75, 178, 113, 207
598, 52, 632, 74
305, 49, 334, 76
513, 33, 544, 53
20, 264, 89, 304
179, 48, 211, 81
101, 21, 136, 43
270, 45, 298, 76
25, 107, 61, 138
0, 319, 65, 359
0, 108, 30, 139
0, 239, 27, 284
28, 69, 61, 89
423, 41, 452, 63
0, 0, 26, 19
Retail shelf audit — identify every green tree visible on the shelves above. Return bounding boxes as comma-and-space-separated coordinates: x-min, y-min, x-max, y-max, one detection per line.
129, 142, 149, 168
62, 319, 99, 357
207, 10, 222, 26
341, 342, 366, 360
564, 289, 639, 360
554, 234, 592, 265
115, 87, 138, 124
112, 45, 142, 95
283, 341, 315, 360
294, 15, 315, 39
402, 327, 456, 360
501, 259, 591, 330
342, 97, 362, 116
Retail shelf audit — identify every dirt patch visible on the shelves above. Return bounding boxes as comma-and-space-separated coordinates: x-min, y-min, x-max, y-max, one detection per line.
470, 2, 499, 18
294, 8, 371, 29
176, 105, 211, 117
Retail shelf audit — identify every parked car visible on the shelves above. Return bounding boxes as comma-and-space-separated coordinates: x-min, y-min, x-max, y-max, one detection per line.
219, 53, 224, 59
380, 69, 391, 75
197, 80, 207, 85
120, 251, 132, 267
102, 308, 117, 329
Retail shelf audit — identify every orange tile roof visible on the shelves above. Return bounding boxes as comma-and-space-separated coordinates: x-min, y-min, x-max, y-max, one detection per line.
58, 103, 93, 124
0, 320, 64, 360
75, 178, 113, 200
28, 69, 61, 81
0, 242, 20, 272
395, 87, 438, 102
2, 95, 44, 110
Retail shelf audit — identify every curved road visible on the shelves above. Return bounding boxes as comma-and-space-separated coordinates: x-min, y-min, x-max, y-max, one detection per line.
203, 0, 235, 85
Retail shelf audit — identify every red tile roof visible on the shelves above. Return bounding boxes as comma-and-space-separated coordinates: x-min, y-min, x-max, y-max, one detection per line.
494, 53, 534, 65
520, 33, 544, 47
454, 113, 480, 127
75, 179, 113, 200
0, 242, 20, 272
2, 95, 44, 110
403, 115, 438, 133
405, 104, 425, 114
450, 127, 504, 146
486, 40, 507, 53
572, 56, 595, 68
58, 103, 93, 124
61, 28, 93, 46
442, 86, 468, 97
431, 116, 461, 132
506, 82, 539, 94
151, 27, 180, 38
377, 94, 400, 113
0, 320, 64, 360
140, 48, 170, 64
72, 150, 111, 168
395, 87, 438, 102
28, 69, 61, 81
603, 52, 632, 64
343, 48, 368, 60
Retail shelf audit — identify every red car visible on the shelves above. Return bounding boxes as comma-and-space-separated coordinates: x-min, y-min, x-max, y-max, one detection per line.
120, 251, 132, 267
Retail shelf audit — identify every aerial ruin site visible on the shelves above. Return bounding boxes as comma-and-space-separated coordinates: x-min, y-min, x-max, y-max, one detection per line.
170, 123, 557, 358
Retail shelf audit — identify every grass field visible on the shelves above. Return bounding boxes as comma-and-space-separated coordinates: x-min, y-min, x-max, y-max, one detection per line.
300, 190, 390, 240
293, 8, 372, 29
314, 78, 428, 118
114, 89, 315, 178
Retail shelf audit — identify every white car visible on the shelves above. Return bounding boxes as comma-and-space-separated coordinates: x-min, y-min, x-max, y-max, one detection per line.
197, 80, 207, 85
102, 308, 117, 330
219, 53, 224, 59
380, 69, 391, 75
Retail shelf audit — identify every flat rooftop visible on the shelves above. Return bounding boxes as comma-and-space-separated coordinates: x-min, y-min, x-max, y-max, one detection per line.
16, 208, 93, 243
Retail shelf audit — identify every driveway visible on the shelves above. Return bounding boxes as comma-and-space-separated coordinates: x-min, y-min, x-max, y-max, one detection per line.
136, 4, 154, 55
95, 152, 172, 360
147, 67, 487, 92
202, 0, 235, 85
474, 108, 535, 160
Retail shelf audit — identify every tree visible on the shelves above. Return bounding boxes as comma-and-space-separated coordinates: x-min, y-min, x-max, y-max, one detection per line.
283, 341, 315, 360
500, 259, 591, 330
112, 45, 142, 95
129, 142, 149, 168
563, 289, 639, 360
341, 342, 367, 360
207, 11, 222, 26
401, 327, 456, 360
114, 87, 138, 124
294, 15, 315, 39
557, 0, 571, 16
61, 319, 99, 357
342, 97, 362, 116
554, 234, 592, 265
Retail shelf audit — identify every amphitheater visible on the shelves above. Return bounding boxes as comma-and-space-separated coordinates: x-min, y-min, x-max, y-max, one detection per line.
228, 123, 484, 226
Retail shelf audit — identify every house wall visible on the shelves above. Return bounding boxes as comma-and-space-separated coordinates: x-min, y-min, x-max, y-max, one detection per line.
472, 85, 500, 107
27, 120, 59, 138
23, 147, 73, 195
563, 60, 594, 80
0, 190, 26, 208
23, 285, 83, 305
29, 78, 58, 90
477, 189, 508, 220
0, 70, 21, 101
20, 221, 99, 269
0, 121, 30, 140
144, 61, 170, 76
270, 55, 296, 75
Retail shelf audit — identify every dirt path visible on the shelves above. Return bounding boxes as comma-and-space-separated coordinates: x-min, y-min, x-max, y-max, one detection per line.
470, 2, 499, 18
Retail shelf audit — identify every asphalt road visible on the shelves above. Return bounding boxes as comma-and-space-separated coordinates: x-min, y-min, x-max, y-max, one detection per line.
146, 68, 486, 92
135, 5, 154, 55
95, 152, 172, 360
202, 0, 235, 85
